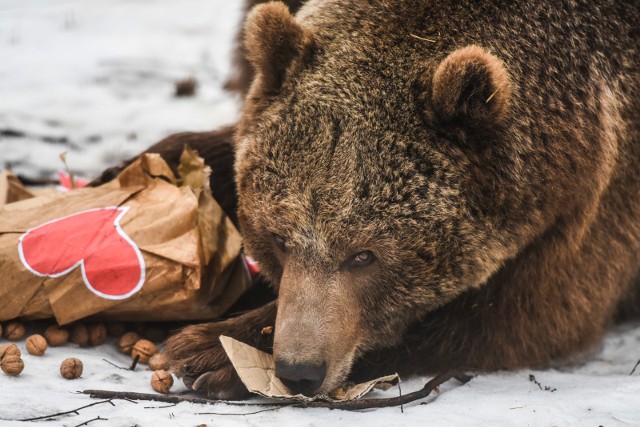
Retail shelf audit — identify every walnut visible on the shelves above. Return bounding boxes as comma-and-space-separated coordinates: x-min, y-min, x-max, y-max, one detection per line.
44, 325, 69, 347
26, 334, 48, 356
118, 332, 140, 354
150, 370, 173, 393
148, 353, 170, 371
1, 355, 24, 376
106, 322, 126, 338
143, 327, 166, 343
3, 321, 25, 341
88, 323, 107, 346
133, 324, 165, 342
60, 358, 83, 379
132, 339, 158, 364
0, 343, 21, 360
70, 324, 89, 347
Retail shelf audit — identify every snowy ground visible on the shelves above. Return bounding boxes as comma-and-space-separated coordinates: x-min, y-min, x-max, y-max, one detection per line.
0, 322, 638, 426
1, 1, 639, 426
1, 0, 241, 179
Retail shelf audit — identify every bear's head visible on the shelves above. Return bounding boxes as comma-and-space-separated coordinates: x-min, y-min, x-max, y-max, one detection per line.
234, 2, 551, 395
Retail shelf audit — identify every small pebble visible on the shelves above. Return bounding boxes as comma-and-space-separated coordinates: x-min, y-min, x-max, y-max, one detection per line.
174, 77, 197, 97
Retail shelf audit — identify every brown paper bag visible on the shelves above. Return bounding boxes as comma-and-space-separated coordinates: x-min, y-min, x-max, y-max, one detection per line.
0, 150, 248, 325
0, 171, 35, 206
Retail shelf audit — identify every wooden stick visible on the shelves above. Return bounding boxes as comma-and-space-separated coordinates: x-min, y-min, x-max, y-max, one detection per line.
82, 390, 287, 406
301, 370, 469, 410
129, 354, 140, 371
83, 370, 471, 412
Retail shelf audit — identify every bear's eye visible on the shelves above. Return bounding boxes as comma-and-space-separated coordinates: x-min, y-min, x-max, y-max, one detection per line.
273, 234, 288, 253
349, 250, 375, 268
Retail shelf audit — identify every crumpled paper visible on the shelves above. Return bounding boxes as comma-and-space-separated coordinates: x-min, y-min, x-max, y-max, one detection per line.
0, 171, 34, 206
0, 149, 249, 325
219, 335, 399, 402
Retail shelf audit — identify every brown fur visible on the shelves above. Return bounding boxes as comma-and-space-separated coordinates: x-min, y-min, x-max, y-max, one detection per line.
224, 0, 306, 95
430, 45, 512, 132
159, 0, 640, 398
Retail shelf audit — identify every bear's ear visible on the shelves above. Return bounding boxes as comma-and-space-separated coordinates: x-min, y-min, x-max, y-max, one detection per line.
244, 2, 313, 94
428, 45, 512, 132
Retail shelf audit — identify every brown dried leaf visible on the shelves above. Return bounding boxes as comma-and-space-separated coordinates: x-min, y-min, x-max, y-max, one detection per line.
178, 146, 211, 197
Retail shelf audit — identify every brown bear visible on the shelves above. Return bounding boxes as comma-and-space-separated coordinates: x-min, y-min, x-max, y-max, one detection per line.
99, 0, 640, 399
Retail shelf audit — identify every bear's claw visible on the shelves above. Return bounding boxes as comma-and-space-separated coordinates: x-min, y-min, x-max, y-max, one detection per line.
192, 369, 251, 400
163, 301, 277, 400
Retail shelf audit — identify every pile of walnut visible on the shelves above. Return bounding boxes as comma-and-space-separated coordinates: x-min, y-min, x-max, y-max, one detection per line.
118, 331, 172, 393
0, 319, 173, 394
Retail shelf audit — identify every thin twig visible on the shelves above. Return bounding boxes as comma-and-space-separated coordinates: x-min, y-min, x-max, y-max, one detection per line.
528, 374, 556, 392
410, 33, 437, 43
301, 370, 468, 410
84, 370, 471, 412
102, 358, 130, 371
83, 390, 291, 407
195, 406, 295, 416
485, 88, 499, 103
72, 416, 108, 427
20, 400, 116, 422
629, 359, 640, 375
144, 403, 179, 409
397, 378, 404, 414
59, 151, 76, 189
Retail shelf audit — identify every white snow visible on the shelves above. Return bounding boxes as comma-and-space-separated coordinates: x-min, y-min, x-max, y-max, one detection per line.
0, 1, 639, 426
0, 0, 242, 179
0, 322, 638, 426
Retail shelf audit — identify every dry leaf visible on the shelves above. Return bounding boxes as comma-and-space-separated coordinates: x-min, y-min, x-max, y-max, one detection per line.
219, 335, 399, 402
178, 146, 211, 197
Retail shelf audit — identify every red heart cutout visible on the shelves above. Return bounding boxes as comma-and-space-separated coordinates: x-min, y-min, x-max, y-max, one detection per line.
18, 207, 145, 300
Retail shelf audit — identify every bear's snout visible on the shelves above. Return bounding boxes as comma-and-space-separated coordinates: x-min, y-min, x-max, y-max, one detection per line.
273, 260, 362, 395
275, 359, 327, 396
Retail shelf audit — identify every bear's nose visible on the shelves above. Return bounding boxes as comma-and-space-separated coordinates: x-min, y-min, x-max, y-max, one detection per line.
275, 360, 326, 396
